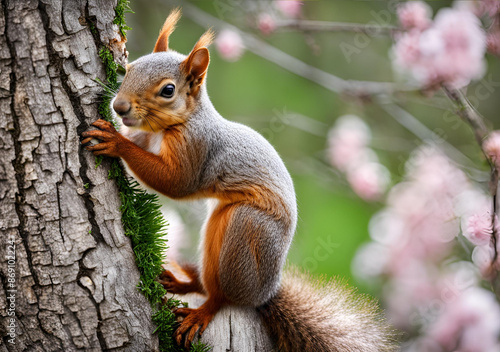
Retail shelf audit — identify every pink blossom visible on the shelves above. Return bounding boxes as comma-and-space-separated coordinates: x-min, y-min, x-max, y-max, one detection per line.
397, 1, 433, 31
465, 212, 495, 246
258, 13, 276, 35
472, 243, 495, 278
428, 287, 500, 352
369, 210, 406, 245
346, 162, 390, 201
407, 147, 468, 194
353, 142, 500, 350
484, 131, 500, 167
382, 262, 442, 329
364, 148, 463, 276
393, 30, 422, 69
275, 0, 303, 18
328, 143, 375, 174
351, 242, 389, 279
455, 188, 492, 222
431, 8, 486, 87
215, 29, 244, 62
392, 7, 487, 88
327, 115, 371, 172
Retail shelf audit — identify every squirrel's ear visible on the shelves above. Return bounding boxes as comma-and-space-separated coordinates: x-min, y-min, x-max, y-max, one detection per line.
181, 29, 214, 87
182, 47, 210, 86
153, 8, 181, 53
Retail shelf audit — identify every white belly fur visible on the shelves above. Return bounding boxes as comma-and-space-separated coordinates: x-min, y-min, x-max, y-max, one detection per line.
119, 126, 164, 192
198, 198, 219, 285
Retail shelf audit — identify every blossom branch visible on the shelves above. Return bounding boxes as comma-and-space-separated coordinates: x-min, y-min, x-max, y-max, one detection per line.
182, 1, 484, 182
442, 84, 500, 295
441, 85, 497, 200
274, 19, 401, 36
442, 85, 489, 146
181, 1, 416, 97
376, 95, 486, 180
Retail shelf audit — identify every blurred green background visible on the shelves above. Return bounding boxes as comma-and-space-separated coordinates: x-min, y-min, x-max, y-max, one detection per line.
124, 0, 500, 290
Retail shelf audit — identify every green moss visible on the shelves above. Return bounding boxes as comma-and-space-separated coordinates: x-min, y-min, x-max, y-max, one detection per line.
113, 0, 133, 38
89, 21, 97, 37
98, 48, 118, 88
92, 3, 211, 351
107, 162, 168, 304
94, 155, 103, 169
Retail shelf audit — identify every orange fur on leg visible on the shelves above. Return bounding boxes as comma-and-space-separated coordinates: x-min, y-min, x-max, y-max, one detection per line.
172, 202, 236, 347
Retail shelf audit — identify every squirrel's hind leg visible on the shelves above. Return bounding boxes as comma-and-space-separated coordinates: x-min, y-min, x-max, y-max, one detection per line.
219, 204, 291, 306
173, 202, 234, 348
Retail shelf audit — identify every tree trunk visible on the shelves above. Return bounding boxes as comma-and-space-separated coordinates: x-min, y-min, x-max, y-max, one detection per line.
0, 0, 158, 351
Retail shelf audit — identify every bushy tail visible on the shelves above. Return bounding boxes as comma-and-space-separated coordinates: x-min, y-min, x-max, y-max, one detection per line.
257, 268, 398, 352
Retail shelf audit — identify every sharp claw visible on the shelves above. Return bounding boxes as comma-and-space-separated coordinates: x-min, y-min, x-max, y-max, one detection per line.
176, 323, 188, 336
199, 321, 209, 336
172, 308, 192, 317
86, 144, 105, 151
186, 324, 200, 348
175, 332, 183, 346
173, 307, 215, 348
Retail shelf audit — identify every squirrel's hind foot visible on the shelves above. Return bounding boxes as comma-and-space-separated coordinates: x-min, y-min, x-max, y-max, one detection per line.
174, 306, 215, 349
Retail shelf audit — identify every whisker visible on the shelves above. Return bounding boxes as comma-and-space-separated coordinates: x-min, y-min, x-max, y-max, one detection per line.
136, 106, 169, 130
136, 107, 166, 131
147, 108, 182, 130
135, 109, 156, 131
148, 107, 178, 124
144, 117, 155, 132
147, 113, 168, 130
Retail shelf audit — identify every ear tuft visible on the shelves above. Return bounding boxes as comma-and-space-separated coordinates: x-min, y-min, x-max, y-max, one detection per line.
153, 7, 182, 53
192, 28, 215, 53
180, 29, 214, 89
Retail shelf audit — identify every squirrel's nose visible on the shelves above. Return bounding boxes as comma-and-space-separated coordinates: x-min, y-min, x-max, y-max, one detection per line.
113, 98, 131, 116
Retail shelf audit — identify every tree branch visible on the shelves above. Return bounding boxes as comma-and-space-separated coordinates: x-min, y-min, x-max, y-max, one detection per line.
441, 85, 496, 194
441, 85, 489, 146
181, 1, 415, 97
441, 86, 500, 295
275, 19, 401, 36
375, 95, 487, 181
180, 1, 485, 182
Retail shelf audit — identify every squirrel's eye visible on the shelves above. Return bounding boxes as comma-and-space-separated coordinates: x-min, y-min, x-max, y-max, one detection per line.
160, 84, 175, 98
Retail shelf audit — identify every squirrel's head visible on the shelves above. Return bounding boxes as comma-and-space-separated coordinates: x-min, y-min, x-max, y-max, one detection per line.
112, 8, 214, 132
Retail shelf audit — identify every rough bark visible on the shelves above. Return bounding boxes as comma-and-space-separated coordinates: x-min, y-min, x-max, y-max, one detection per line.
0, 0, 158, 351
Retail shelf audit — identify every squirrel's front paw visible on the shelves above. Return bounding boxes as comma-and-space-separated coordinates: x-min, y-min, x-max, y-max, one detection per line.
81, 119, 125, 158
158, 270, 196, 295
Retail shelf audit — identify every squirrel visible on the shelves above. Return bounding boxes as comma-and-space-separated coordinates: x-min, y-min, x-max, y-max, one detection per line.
81, 8, 397, 351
